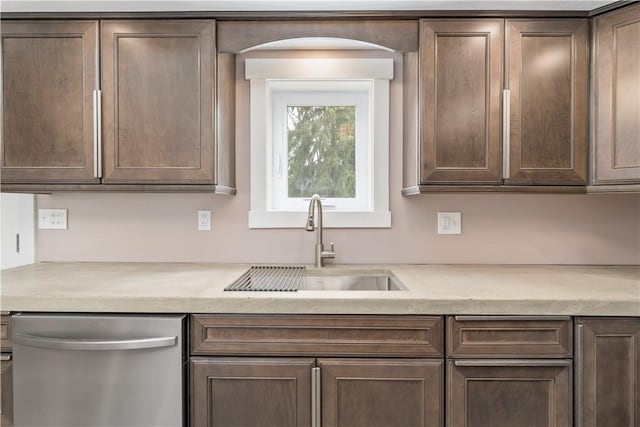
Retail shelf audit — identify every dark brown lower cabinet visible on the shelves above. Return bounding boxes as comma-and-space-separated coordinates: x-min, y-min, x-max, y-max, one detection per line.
447, 360, 572, 427
0, 357, 12, 426
319, 358, 443, 427
576, 317, 640, 427
190, 357, 314, 427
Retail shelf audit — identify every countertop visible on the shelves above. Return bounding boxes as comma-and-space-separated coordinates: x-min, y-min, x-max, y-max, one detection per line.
1, 262, 639, 316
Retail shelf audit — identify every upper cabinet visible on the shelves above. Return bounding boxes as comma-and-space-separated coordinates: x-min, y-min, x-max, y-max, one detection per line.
404, 18, 589, 193
506, 20, 588, 185
418, 19, 504, 185
1, 21, 99, 184
1, 19, 235, 193
100, 20, 216, 184
592, 3, 640, 186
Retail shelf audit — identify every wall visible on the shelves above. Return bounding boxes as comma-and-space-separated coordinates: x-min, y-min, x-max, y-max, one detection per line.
35, 51, 640, 265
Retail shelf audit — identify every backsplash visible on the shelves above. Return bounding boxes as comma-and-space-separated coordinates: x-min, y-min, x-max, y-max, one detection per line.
35, 191, 639, 265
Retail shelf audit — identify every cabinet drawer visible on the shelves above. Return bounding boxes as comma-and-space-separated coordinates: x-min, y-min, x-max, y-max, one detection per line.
0, 315, 11, 352
191, 314, 443, 357
447, 316, 572, 358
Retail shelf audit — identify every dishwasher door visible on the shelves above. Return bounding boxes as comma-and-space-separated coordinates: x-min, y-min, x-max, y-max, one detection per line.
13, 313, 186, 427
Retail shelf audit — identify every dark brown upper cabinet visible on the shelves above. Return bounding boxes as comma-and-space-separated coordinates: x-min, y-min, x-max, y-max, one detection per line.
1, 21, 99, 184
100, 20, 216, 184
506, 19, 589, 185
418, 19, 504, 185
404, 18, 589, 193
592, 3, 640, 186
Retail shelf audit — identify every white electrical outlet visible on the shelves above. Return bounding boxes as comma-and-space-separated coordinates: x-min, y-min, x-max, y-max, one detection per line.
198, 210, 211, 231
38, 208, 68, 230
437, 212, 461, 234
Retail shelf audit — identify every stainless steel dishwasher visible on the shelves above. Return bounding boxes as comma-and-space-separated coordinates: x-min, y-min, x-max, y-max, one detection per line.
12, 313, 186, 427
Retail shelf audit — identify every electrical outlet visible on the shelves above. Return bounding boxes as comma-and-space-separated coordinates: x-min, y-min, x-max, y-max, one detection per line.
437, 212, 461, 234
198, 210, 211, 231
38, 208, 68, 230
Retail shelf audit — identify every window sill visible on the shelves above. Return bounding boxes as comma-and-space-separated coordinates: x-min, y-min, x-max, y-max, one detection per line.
248, 210, 391, 229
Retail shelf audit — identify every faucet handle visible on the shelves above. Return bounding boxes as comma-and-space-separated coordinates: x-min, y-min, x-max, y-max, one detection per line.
330, 242, 335, 252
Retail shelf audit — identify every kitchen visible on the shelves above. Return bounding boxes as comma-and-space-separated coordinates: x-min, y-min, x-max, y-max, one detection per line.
0, 0, 639, 426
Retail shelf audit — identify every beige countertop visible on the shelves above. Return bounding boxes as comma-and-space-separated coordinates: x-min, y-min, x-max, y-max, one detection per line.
1, 262, 638, 316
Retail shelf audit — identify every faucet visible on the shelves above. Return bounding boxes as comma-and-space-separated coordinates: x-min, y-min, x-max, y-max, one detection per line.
305, 194, 335, 268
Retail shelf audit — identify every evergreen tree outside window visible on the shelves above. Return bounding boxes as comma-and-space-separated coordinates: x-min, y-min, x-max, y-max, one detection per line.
287, 105, 356, 198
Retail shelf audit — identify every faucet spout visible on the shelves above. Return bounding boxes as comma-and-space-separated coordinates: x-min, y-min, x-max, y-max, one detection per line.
305, 194, 335, 267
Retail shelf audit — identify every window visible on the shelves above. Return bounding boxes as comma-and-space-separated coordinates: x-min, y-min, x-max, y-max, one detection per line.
247, 57, 393, 228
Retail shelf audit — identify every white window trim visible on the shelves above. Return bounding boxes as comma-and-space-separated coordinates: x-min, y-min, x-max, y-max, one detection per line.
247, 57, 392, 229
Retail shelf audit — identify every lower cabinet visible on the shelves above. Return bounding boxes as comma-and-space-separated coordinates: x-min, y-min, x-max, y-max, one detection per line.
191, 357, 443, 427
190, 357, 314, 427
576, 317, 640, 426
190, 314, 445, 427
319, 359, 443, 427
0, 356, 12, 426
446, 316, 573, 427
447, 360, 572, 427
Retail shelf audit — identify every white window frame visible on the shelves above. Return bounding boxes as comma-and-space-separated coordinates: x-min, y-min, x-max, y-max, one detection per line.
247, 58, 392, 229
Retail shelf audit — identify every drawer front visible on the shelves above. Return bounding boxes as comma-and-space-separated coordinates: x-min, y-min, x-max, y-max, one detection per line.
0, 315, 11, 352
447, 316, 572, 358
191, 314, 443, 357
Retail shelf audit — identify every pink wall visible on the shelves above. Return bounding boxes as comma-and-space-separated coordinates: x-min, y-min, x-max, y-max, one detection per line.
35, 52, 640, 265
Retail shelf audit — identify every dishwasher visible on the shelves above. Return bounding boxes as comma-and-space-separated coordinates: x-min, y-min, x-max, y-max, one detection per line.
12, 313, 186, 427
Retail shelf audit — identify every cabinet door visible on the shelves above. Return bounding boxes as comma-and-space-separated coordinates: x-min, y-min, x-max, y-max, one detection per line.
506, 20, 588, 185
447, 360, 572, 427
191, 357, 314, 427
1, 357, 12, 427
576, 317, 640, 427
319, 358, 443, 427
101, 20, 215, 184
593, 3, 640, 184
419, 19, 504, 184
1, 21, 98, 183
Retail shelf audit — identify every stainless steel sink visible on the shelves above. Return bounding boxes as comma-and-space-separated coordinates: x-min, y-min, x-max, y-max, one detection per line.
300, 274, 406, 291
224, 266, 407, 292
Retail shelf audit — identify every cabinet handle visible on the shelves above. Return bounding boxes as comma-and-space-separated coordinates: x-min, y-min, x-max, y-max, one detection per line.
0, 354, 11, 361
575, 323, 584, 427
14, 333, 176, 351
312, 367, 321, 427
502, 89, 510, 180
454, 359, 572, 367
93, 89, 102, 178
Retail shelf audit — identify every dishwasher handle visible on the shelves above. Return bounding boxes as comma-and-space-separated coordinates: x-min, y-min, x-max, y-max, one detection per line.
14, 333, 177, 351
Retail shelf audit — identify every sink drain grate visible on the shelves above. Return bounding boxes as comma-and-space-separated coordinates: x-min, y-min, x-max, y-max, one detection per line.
224, 265, 305, 292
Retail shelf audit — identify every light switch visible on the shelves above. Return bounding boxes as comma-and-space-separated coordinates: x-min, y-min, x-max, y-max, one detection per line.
437, 212, 461, 234
38, 208, 68, 230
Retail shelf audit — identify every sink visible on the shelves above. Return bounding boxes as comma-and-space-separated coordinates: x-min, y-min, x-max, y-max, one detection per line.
224, 266, 407, 292
300, 274, 406, 291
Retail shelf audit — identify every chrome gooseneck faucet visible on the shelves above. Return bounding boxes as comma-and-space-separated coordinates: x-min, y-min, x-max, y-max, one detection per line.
305, 194, 335, 268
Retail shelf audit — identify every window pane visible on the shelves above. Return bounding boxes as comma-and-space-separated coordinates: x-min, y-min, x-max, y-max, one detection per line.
287, 105, 356, 198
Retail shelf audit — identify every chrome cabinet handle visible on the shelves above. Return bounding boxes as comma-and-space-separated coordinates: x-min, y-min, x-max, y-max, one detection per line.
93, 89, 102, 178
575, 323, 584, 427
311, 367, 321, 427
502, 88, 511, 180
14, 333, 176, 351
0, 354, 11, 361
